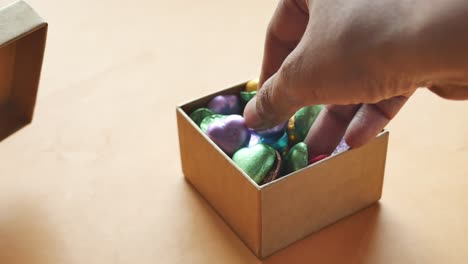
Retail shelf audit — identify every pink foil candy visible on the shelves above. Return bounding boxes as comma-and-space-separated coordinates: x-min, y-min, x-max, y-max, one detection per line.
309, 154, 329, 165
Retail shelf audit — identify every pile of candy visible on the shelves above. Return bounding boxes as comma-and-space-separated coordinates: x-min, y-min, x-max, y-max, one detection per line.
189, 78, 349, 185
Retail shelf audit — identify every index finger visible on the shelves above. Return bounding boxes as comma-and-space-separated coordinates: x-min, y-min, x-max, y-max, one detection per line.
259, 0, 309, 85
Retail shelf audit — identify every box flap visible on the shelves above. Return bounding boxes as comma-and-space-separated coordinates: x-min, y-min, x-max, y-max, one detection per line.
0, 1, 46, 47
0, 0, 47, 141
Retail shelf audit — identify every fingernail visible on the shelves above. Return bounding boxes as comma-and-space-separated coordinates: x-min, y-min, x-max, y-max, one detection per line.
244, 96, 266, 129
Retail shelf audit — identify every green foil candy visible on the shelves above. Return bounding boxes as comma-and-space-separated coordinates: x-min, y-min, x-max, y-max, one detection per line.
283, 142, 308, 175
232, 144, 276, 184
190, 108, 214, 126
240, 91, 257, 104
200, 114, 225, 133
288, 105, 323, 144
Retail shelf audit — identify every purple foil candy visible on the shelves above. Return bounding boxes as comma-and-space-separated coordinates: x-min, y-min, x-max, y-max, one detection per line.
332, 138, 350, 155
256, 121, 287, 140
206, 115, 251, 156
207, 95, 241, 115
248, 129, 262, 147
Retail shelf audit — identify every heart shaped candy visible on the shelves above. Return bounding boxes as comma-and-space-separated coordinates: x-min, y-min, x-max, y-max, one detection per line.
247, 129, 262, 147
288, 105, 323, 144
200, 114, 226, 133
260, 150, 282, 185
245, 78, 259, 92
283, 142, 308, 175
240, 91, 257, 104
256, 121, 287, 140
261, 132, 288, 154
232, 144, 276, 184
208, 95, 241, 115
206, 115, 251, 156
190, 108, 214, 126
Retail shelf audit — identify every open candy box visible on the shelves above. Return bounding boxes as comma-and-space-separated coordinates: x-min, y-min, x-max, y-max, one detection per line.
178, 84, 389, 257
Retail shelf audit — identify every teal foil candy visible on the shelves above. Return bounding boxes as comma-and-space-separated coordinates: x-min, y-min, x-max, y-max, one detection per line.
190, 108, 214, 126
283, 142, 308, 175
261, 132, 288, 153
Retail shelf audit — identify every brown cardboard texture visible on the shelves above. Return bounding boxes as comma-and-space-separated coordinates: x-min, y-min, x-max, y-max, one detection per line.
176, 82, 388, 259
0, 0, 47, 141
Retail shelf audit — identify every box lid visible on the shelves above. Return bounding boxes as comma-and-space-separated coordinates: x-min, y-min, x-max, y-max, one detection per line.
0, 0, 47, 140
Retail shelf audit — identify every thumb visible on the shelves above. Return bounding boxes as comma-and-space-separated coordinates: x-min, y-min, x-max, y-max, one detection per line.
244, 57, 306, 130
244, 0, 310, 130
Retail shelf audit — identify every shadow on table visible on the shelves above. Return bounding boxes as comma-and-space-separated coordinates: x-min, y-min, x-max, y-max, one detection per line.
0, 105, 28, 142
183, 179, 385, 264
183, 181, 258, 263
262, 203, 382, 264
0, 203, 60, 264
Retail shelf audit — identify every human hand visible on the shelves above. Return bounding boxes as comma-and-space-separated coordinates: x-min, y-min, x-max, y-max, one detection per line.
244, 0, 468, 156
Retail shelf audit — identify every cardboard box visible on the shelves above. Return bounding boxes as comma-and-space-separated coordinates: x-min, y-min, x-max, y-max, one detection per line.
0, 0, 47, 140
177, 81, 389, 258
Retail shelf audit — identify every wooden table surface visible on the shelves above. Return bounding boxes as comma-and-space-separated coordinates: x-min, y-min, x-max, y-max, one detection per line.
0, 0, 467, 263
